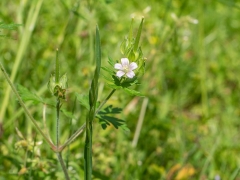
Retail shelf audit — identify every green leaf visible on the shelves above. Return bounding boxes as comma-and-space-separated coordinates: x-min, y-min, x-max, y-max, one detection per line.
88, 25, 101, 107
102, 73, 114, 82
97, 105, 122, 115
123, 88, 144, 97
95, 26, 101, 74
105, 83, 122, 90
76, 93, 90, 110
128, 18, 134, 41
97, 105, 130, 132
17, 84, 43, 104
0, 22, 21, 30
133, 17, 144, 51
61, 108, 75, 119
101, 66, 114, 74
107, 56, 115, 67
71, 10, 86, 19
98, 116, 130, 132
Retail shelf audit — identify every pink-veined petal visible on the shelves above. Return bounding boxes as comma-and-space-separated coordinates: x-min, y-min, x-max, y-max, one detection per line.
129, 62, 138, 70
116, 71, 125, 77
126, 71, 135, 78
114, 63, 123, 70
121, 58, 130, 66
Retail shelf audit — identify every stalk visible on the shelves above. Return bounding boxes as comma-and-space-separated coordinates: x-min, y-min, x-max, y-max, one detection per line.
55, 49, 60, 148
53, 49, 70, 179
56, 152, 70, 180
56, 98, 60, 148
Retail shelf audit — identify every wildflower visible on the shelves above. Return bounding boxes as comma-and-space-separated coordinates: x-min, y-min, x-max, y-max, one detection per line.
114, 58, 138, 78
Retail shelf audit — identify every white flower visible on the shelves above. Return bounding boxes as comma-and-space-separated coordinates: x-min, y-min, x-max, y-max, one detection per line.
114, 58, 138, 78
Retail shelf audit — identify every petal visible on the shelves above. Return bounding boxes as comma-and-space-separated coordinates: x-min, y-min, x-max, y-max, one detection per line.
116, 71, 125, 77
121, 58, 130, 66
114, 63, 123, 70
129, 62, 138, 70
126, 71, 135, 78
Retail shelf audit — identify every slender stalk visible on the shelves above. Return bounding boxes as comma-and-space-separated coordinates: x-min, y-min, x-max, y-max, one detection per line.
0, 62, 54, 149
132, 97, 149, 147
56, 152, 70, 180
43, 104, 54, 144
54, 49, 70, 179
60, 123, 86, 151
56, 98, 60, 148
198, 1, 208, 117
55, 48, 60, 148
84, 112, 93, 180
55, 49, 60, 83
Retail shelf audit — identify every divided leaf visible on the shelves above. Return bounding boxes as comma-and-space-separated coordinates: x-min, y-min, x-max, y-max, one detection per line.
76, 93, 90, 110
123, 88, 144, 97
17, 84, 43, 104
0, 22, 21, 30
96, 105, 130, 132
61, 108, 76, 119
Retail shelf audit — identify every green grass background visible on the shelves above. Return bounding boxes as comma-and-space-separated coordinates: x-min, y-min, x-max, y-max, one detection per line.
1, 0, 240, 179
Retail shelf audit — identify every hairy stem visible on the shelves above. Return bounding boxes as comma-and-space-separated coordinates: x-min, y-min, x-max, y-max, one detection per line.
56, 152, 70, 180
56, 98, 60, 148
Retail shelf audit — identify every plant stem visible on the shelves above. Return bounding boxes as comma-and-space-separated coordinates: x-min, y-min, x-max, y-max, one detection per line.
56, 49, 60, 83
0, 62, 54, 149
198, 1, 208, 118
84, 113, 92, 180
132, 97, 149, 147
60, 123, 86, 151
56, 98, 60, 148
56, 152, 70, 180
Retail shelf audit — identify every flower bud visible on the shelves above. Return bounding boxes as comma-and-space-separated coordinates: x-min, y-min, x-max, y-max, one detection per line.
48, 74, 68, 99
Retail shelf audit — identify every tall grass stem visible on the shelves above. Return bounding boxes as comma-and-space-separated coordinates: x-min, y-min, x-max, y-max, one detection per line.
132, 97, 149, 147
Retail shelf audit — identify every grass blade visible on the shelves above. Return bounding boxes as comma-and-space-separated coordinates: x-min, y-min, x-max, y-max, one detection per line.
133, 17, 144, 51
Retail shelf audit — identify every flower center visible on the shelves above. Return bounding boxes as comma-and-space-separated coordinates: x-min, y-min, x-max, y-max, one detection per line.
123, 65, 129, 72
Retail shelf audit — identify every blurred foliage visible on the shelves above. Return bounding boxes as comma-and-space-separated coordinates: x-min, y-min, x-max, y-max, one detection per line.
1, 0, 240, 179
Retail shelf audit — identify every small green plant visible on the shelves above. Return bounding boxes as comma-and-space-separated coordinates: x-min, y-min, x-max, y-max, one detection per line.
0, 18, 144, 179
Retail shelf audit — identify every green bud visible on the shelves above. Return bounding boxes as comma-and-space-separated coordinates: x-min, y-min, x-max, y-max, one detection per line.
48, 74, 68, 99
120, 17, 145, 77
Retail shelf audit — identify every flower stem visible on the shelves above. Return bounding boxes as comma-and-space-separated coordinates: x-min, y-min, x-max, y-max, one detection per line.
56, 98, 60, 148
56, 152, 70, 180
59, 123, 86, 151
55, 49, 59, 83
